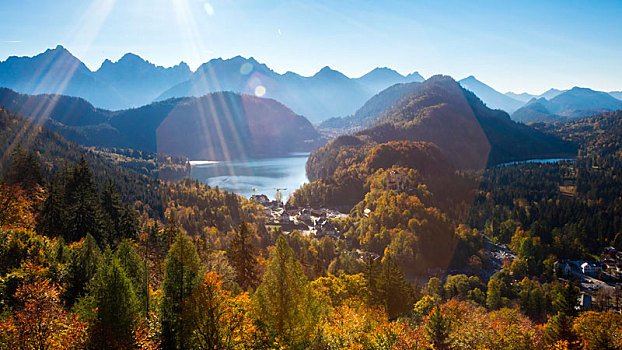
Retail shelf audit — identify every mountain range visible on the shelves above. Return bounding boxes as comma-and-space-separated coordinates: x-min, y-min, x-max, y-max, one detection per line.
0, 87, 323, 160
1, 46, 619, 127
154, 62, 424, 123
505, 88, 566, 102
512, 87, 622, 123
0, 46, 424, 123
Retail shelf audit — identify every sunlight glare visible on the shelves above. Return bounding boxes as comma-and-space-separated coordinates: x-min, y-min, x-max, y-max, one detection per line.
203, 2, 215, 16
254, 85, 266, 97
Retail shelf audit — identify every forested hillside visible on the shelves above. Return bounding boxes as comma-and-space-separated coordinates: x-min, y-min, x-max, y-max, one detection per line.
1, 106, 622, 348
0, 88, 324, 160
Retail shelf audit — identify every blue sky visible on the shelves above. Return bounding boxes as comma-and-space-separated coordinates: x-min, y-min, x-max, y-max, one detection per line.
1, 0, 620, 94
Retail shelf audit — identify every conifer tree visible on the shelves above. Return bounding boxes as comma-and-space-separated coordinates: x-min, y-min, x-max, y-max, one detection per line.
65, 158, 105, 243
64, 233, 101, 305
552, 282, 580, 317
101, 180, 139, 245
378, 255, 413, 319
254, 235, 319, 347
115, 239, 149, 315
161, 231, 201, 350
4, 146, 44, 192
363, 256, 382, 306
228, 222, 257, 290
38, 179, 68, 237
89, 252, 140, 349
426, 305, 451, 350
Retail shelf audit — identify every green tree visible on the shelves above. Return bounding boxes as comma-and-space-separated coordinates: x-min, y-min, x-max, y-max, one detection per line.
553, 282, 580, 317
363, 256, 382, 306
254, 236, 320, 347
227, 222, 257, 291
486, 279, 503, 310
378, 255, 413, 319
160, 231, 201, 350
64, 234, 101, 305
88, 252, 140, 349
101, 180, 138, 245
426, 305, 451, 350
115, 239, 149, 314
38, 179, 68, 237
4, 146, 44, 192
65, 158, 105, 244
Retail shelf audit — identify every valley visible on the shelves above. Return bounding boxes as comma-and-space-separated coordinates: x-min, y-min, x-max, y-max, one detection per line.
0, 43, 621, 349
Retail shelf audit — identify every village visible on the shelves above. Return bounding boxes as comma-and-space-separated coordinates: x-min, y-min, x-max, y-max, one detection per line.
249, 193, 348, 240
486, 239, 622, 311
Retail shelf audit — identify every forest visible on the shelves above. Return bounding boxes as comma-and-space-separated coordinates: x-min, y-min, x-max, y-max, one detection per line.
1, 106, 622, 349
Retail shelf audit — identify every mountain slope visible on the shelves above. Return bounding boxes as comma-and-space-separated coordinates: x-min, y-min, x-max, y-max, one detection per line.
0, 88, 323, 160
319, 81, 424, 131
308, 75, 576, 179
458, 76, 524, 113
610, 91, 622, 101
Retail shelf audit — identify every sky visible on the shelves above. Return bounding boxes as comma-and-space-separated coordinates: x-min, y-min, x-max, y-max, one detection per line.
0, 0, 620, 94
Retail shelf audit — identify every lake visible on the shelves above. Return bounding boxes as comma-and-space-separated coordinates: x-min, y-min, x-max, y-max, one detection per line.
189, 153, 309, 200
497, 158, 574, 167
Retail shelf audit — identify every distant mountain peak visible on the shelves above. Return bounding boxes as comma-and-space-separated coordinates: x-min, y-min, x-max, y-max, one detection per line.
119, 52, 146, 63
41, 44, 78, 60
314, 66, 346, 79
360, 67, 403, 79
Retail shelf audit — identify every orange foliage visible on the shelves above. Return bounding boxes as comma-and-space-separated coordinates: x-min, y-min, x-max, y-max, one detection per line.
0, 278, 88, 349
0, 183, 39, 230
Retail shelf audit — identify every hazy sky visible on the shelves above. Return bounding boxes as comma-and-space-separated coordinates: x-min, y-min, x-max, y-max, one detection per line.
1, 0, 620, 94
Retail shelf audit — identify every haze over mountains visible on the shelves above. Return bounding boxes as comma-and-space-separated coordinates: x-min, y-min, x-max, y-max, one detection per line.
1, 46, 620, 126
0, 46, 424, 123
512, 87, 622, 123
458, 76, 524, 113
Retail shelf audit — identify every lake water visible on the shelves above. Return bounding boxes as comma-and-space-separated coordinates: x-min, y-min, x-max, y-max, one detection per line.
189, 153, 309, 200
497, 158, 574, 167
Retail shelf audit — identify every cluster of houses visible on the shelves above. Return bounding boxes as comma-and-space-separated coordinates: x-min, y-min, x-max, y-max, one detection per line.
250, 194, 347, 239
557, 247, 622, 281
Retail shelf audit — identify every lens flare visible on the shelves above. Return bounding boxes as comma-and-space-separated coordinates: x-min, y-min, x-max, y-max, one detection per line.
240, 62, 253, 75
203, 2, 214, 16
254, 85, 266, 97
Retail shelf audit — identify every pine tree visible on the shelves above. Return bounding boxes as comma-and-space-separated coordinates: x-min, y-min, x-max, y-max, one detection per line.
254, 235, 319, 347
228, 222, 257, 291
4, 146, 44, 192
37, 179, 68, 237
64, 234, 101, 305
161, 231, 201, 350
552, 282, 580, 317
115, 239, 149, 315
89, 252, 140, 349
378, 255, 413, 319
426, 305, 451, 350
363, 256, 382, 306
65, 158, 105, 244
101, 180, 138, 245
